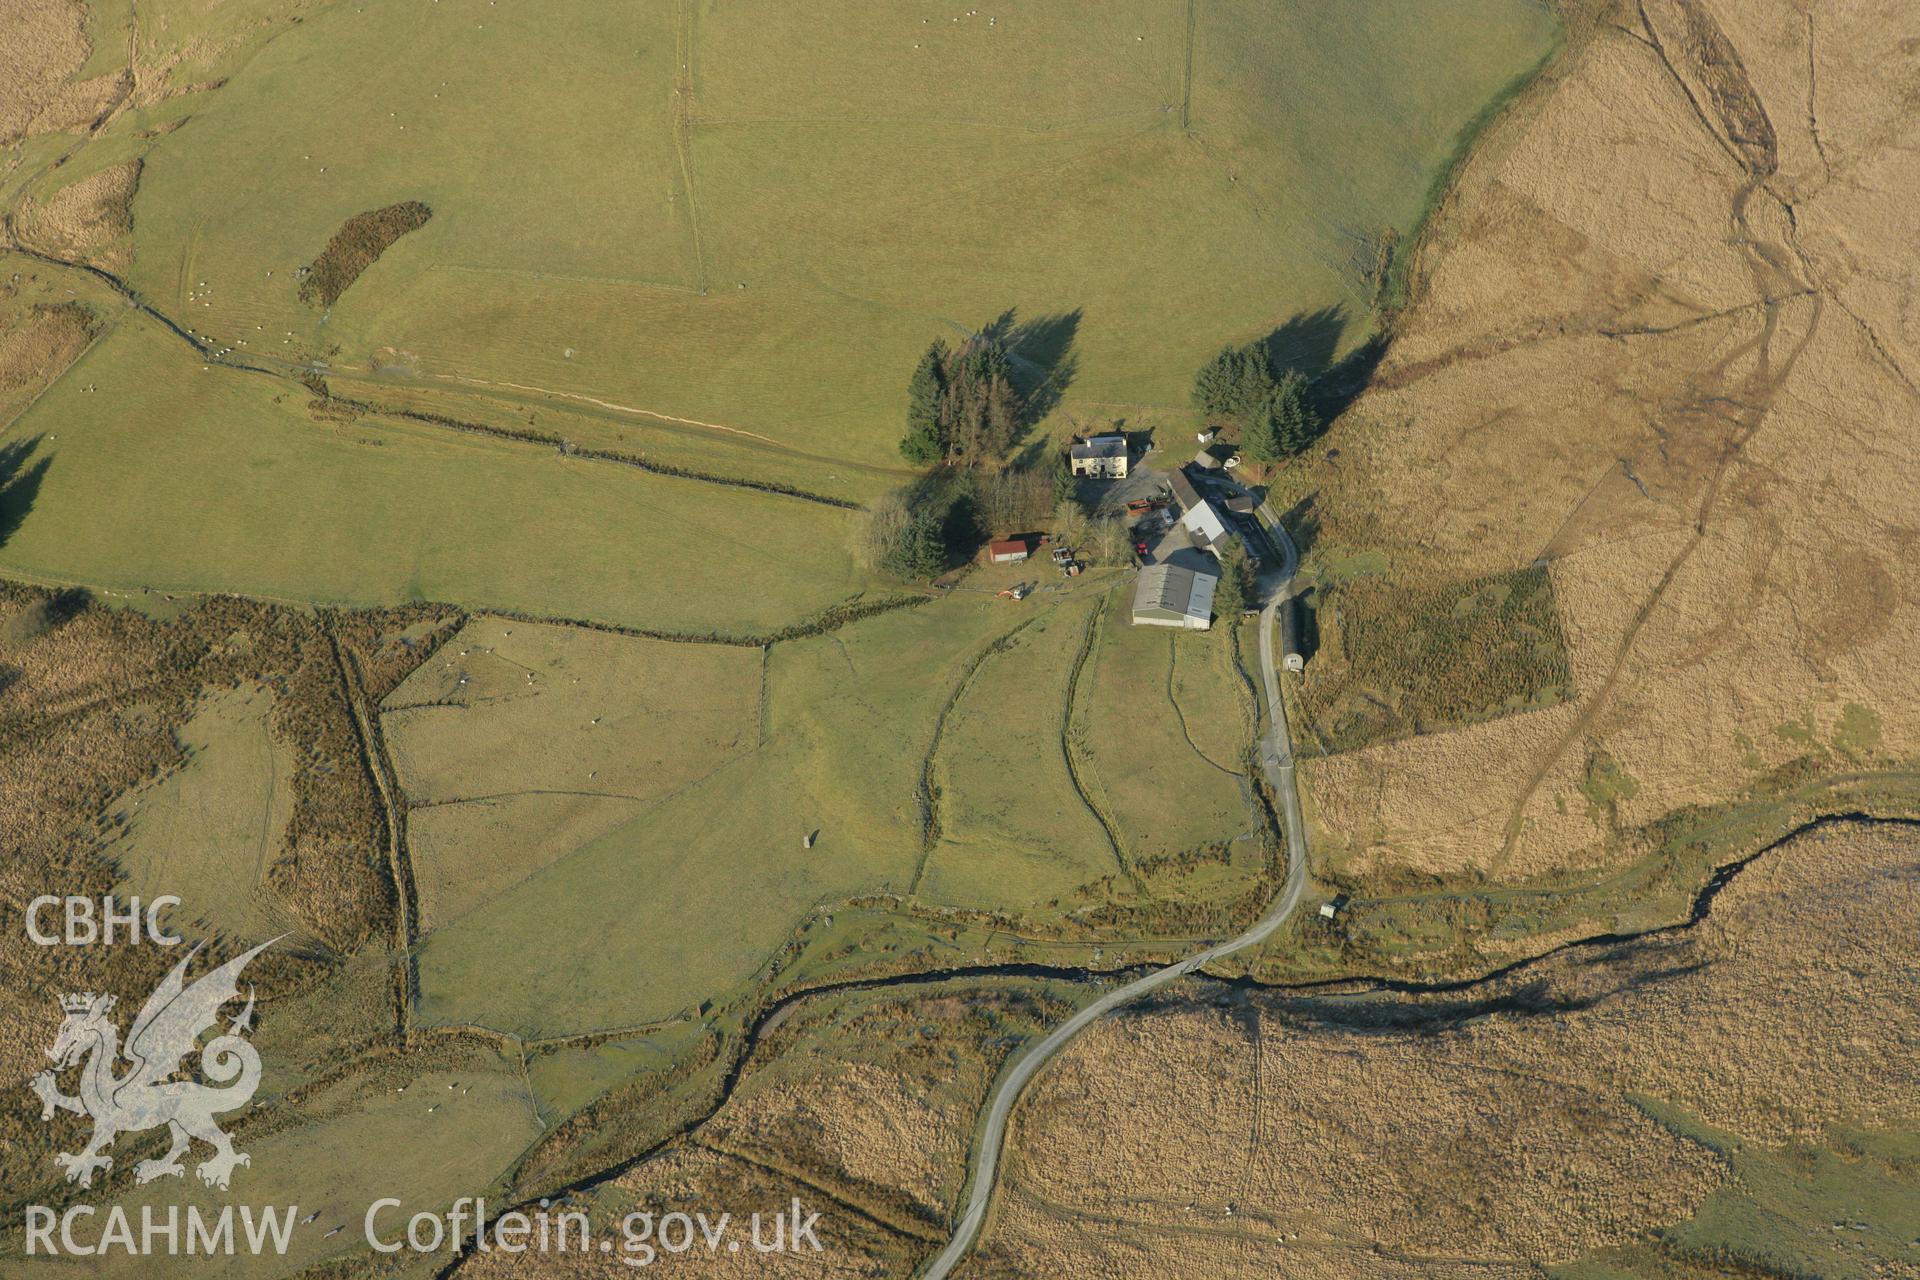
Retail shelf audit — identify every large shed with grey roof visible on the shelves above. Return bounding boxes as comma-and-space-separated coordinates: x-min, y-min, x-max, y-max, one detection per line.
1131, 562, 1218, 631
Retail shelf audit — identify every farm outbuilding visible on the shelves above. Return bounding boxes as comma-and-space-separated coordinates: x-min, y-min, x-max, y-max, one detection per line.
1195, 440, 1240, 470
1131, 562, 1218, 630
1167, 466, 1204, 512
988, 538, 1030, 563
1181, 499, 1233, 549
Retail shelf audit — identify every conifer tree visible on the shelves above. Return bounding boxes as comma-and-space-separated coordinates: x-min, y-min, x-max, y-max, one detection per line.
899, 341, 948, 463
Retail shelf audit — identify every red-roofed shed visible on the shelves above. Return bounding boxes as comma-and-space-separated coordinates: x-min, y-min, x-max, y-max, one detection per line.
988, 538, 1030, 563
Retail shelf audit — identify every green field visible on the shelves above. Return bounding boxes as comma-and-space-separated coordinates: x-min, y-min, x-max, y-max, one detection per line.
85, 0, 1556, 473
2, 0, 1556, 633
0, 319, 866, 633
409, 592, 1031, 1037
1076, 590, 1251, 863
1171, 619, 1254, 770
400, 578, 1266, 1038
918, 599, 1121, 910
0, 2, 1577, 1252
382, 616, 763, 928
104, 685, 295, 942
16, 1051, 539, 1280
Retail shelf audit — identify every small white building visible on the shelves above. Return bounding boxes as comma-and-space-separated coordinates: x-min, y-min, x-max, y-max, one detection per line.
1181, 498, 1233, 549
1131, 562, 1218, 630
1069, 434, 1129, 479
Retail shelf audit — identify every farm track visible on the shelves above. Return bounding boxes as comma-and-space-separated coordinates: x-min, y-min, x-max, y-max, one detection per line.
347, 361, 922, 485
1179, 0, 1197, 131
1, 224, 258, 370
1166, 633, 1241, 777
321, 390, 865, 510
430, 964, 1146, 1280
466, 595, 932, 649
692, 1138, 944, 1244
18, 8, 1908, 1263
915, 520, 1310, 1278
0, 558, 931, 660
0, 235, 870, 511
406, 788, 650, 810
410, 796, 1917, 1280
670, 0, 709, 293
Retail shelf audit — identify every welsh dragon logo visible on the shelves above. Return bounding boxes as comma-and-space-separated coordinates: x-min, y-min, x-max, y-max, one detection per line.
30, 938, 276, 1191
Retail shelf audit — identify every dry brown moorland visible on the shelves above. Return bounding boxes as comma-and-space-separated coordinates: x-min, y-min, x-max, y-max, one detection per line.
1285, 0, 1920, 884
982, 819, 1920, 1277
0, 586, 454, 1200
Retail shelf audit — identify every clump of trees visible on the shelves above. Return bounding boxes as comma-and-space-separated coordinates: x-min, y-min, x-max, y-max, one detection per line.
900, 334, 1022, 466
1192, 342, 1321, 465
1050, 451, 1078, 505
1087, 514, 1132, 566
1047, 502, 1132, 566
1192, 344, 1275, 428
862, 464, 1056, 583
878, 324, 1122, 580
1214, 541, 1257, 614
974, 465, 1051, 536
859, 490, 949, 581
300, 201, 433, 308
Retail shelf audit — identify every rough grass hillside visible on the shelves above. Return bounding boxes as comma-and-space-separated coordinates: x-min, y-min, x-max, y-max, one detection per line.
0, 584, 446, 1205
1276, 0, 1920, 882
1297, 563, 1572, 754
0, 294, 96, 402
12, 159, 141, 272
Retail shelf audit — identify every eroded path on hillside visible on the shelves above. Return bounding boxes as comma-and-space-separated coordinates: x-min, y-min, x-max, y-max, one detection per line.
1491, 0, 1828, 872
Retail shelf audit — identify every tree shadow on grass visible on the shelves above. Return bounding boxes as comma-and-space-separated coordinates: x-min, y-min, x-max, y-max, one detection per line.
2, 584, 90, 650
1259, 306, 1347, 378
1290, 589, 1322, 664
1278, 493, 1322, 558
1310, 332, 1391, 425
1249, 308, 1393, 428
1007, 435, 1055, 472
0, 436, 52, 551
983, 307, 1082, 433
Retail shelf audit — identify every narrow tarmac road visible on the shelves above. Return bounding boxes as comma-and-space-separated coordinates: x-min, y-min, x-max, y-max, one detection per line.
919, 511, 1310, 1278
